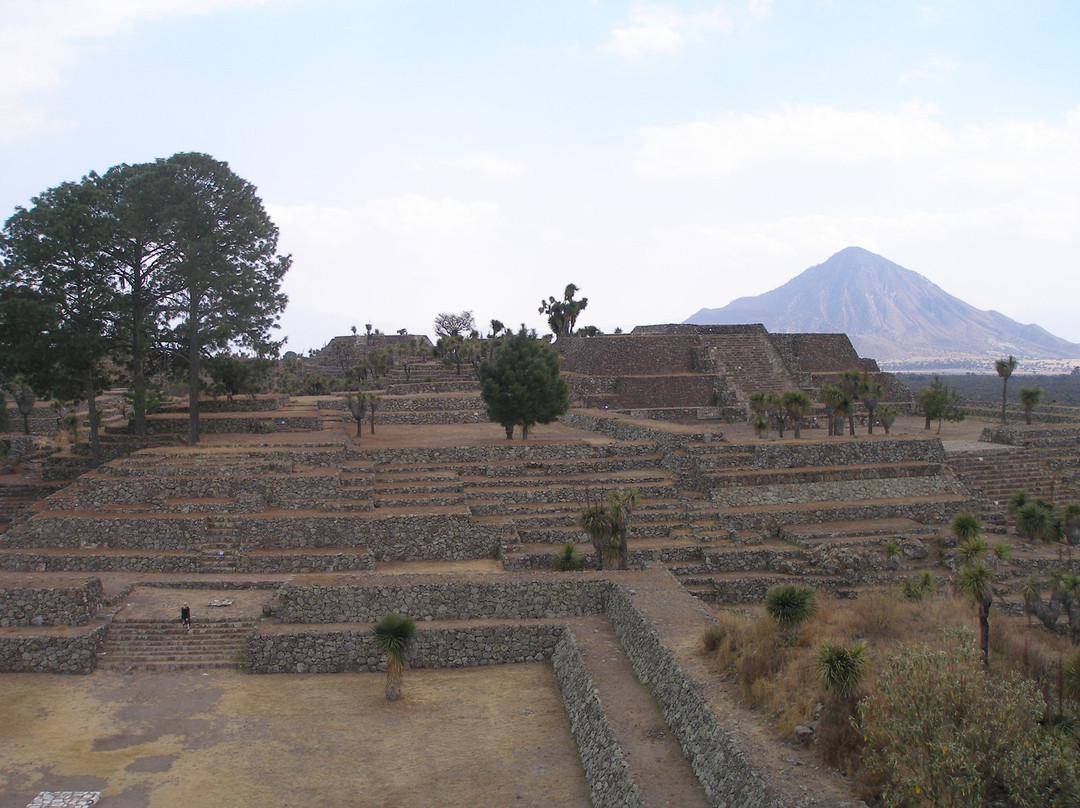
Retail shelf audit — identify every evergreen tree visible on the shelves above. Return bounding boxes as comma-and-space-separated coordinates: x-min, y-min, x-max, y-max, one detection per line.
478, 328, 570, 440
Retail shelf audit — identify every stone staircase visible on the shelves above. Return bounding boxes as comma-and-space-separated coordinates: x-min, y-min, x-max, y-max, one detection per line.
946, 447, 1059, 524
100, 618, 254, 671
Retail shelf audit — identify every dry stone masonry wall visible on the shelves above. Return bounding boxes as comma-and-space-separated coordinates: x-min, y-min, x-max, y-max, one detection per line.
0, 578, 105, 627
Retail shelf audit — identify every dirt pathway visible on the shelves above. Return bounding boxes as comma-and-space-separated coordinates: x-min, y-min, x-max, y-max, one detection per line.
572, 615, 712, 807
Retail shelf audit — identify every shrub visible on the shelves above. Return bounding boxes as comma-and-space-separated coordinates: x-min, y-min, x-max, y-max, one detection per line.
900, 572, 935, 602
764, 584, 817, 629
702, 624, 726, 654
859, 642, 1079, 807
549, 542, 585, 572
815, 640, 868, 700
882, 540, 900, 559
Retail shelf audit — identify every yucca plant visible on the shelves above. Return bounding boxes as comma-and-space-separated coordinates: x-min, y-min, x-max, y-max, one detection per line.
901, 572, 935, 602
950, 511, 983, 544
1017, 502, 1053, 542
764, 584, 817, 630
955, 535, 989, 566
371, 613, 416, 701
815, 640, 869, 701
882, 540, 900, 559
957, 563, 994, 668
549, 542, 585, 572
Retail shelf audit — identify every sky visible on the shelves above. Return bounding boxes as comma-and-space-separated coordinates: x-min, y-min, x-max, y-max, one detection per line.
2, 0, 1079, 354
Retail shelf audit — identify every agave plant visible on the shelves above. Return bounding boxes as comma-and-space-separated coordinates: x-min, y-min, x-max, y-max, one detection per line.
764, 584, 817, 630
371, 613, 416, 701
549, 542, 585, 572
814, 640, 869, 701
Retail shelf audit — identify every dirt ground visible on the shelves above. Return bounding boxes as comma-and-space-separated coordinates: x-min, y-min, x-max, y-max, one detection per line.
0, 665, 589, 808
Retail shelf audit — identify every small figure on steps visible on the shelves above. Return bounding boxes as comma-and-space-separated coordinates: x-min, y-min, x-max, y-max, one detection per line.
181, 602, 191, 632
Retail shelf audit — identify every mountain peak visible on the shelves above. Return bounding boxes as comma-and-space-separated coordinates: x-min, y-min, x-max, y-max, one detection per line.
686, 248, 1080, 369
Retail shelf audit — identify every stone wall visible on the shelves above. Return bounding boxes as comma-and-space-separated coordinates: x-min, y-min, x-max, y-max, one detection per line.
272, 578, 610, 623
0, 578, 105, 627
10, 512, 498, 561
145, 415, 322, 434
747, 437, 946, 468
710, 475, 961, 508
161, 395, 291, 413
604, 579, 786, 808
246, 621, 564, 674
561, 335, 700, 376
0, 625, 106, 673
551, 629, 644, 808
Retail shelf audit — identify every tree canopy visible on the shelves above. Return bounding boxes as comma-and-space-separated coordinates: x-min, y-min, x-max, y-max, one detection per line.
539, 283, 588, 344
478, 327, 570, 440
0, 153, 290, 447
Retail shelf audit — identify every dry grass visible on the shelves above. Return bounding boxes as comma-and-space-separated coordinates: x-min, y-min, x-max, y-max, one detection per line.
707, 584, 1077, 783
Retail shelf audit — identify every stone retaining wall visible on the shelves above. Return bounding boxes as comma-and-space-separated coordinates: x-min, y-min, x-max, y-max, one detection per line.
246, 621, 564, 674
552, 629, 644, 808
10, 512, 499, 561
145, 415, 322, 434
0, 625, 106, 673
710, 475, 961, 507
272, 578, 609, 623
604, 580, 784, 807
0, 578, 105, 626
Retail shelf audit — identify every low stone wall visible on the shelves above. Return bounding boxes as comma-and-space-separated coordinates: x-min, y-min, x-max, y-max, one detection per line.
0, 550, 200, 573
710, 475, 961, 508
749, 437, 945, 468
246, 621, 564, 674
48, 469, 342, 510
349, 440, 657, 466
161, 395, 291, 413
0, 625, 107, 673
552, 629, 643, 808
561, 411, 716, 451
0, 578, 105, 626
145, 415, 322, 434
272, 578, 609, 623
603, 580, 784, 807
10, 512, 498, 560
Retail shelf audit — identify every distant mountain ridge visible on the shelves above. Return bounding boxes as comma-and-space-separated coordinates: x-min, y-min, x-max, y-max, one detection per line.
685, 247, 1080, 369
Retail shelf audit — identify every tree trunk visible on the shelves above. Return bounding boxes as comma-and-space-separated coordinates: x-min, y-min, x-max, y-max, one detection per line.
521, 424, 529, 440
131, 260, 148, 438
385, 659, 403, 701
1000, 380, 1006, 424
187, 296, 200, 446
85, 370, 101, 467
978, 599, 991, 668
504, 424, 514, 440
848, 413, 855, 436
793, 422, 801, 439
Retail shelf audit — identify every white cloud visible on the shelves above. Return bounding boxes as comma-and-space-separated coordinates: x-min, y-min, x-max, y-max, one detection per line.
600, 3, 731, 56
270, 195, 504, 241
401, 151, 527, 181
0, 0, 280, 143
898, 55, 961, 84
634, 101, 953, 176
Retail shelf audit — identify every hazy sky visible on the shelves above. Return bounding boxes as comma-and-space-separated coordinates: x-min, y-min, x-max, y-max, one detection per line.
2, 0, 1079, 352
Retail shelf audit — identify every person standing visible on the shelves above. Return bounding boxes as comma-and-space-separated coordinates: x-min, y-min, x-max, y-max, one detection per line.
181, 602, 191, 632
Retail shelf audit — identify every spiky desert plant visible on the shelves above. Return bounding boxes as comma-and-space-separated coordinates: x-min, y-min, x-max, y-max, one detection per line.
764, 584, 817, 630
1007, 490, 1030, 518
1065, 650, 1080, 704
901, 572, 935, 602
550, 542, 585, 572
882, 540, 900, 559
956, 535, 989, 566
371, 613, 416, 701
1017, 501, 1053, 542
950, 511, 983, 544
877, 404, 898, 435
957, 563, 994, 668
815, 640, 869, 701
992, 541, 1012, 562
